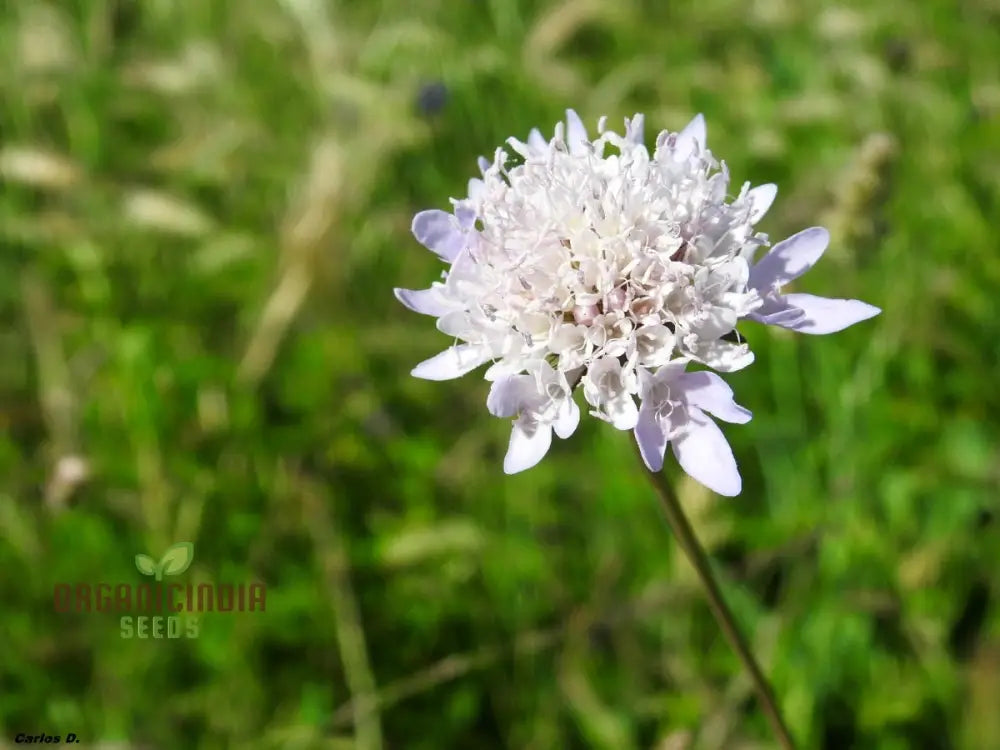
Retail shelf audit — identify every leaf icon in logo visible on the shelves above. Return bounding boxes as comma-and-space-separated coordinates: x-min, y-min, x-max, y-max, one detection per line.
158, 542, 194, 579
135, 554, 157, 577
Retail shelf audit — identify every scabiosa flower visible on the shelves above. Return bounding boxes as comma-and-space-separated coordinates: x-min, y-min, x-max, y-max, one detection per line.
396, 111, 879, 493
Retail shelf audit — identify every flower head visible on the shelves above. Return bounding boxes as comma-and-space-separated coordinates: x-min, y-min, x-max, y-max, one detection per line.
397, 111, 879, 492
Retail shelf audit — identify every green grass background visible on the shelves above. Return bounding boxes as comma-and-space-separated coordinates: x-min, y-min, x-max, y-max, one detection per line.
1, 0, 999, 748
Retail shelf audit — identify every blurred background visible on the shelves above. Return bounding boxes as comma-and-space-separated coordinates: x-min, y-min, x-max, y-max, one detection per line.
1, 0, 998, 748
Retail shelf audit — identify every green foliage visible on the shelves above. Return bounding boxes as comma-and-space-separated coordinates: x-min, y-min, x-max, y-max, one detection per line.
1, 0, 998, 748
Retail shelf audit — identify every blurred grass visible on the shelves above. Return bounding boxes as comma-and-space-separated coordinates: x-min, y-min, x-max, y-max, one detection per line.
1, 0, 999, 748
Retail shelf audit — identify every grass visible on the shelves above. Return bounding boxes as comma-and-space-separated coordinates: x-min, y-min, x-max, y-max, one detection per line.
1, 0, 999, 748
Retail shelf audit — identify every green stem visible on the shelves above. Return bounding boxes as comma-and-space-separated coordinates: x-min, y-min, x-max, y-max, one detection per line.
635, 444, 796, 749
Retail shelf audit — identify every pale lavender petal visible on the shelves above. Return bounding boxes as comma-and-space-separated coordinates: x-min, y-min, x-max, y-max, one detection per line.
634, 406, 667, 472
565, 109, 588, 155
553, 398, 580, 439
454, 202, 476, 229
411, 344, 489, 380
747, 183, 777, 224
673, 114, 706, 162
625, 114, 645, 145
503, 420, 552, 474
749, 227, 829, 290
751, 307, 806, 326
393, 286, 453, 317
477, 156, 490, 174
464, 177, 485, 204
635, 365, 656, 399
635, 360, 688, 400
527, 128, 547, 152
487, 375, 534, 418
749, 295, 806, 326
671, 410, 742, 496
411, 210, 466, 262
779, 293, 881, 334
676, 371, 752, 424
443, 245, 478, 285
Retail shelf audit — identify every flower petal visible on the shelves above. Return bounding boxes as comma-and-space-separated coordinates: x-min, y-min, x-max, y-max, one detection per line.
676, 371, 752, 424
673, 113, 706, 162
747, 183, 777, 224
753, 306, 805, 326
631, 323, 675, 367
393, 286, 453, 317
487, 375, 534, 417
411, 209, 466, 262
689, 304, 738, 339
411, 344, 489, 380
748, 294, 805, 327
504, 420, 552, 474
636, 360, 689, 400
455, 197, 478, 227
634, 406, 667, 472
687, 339, 755, 372
609, 395, 639, 430
780, 293, 881, 334
527, 128, 547, 153
553, 398, 580, 439
671, 410, 742, 496
749, 227, 829, 290
484, 359, 528, 381
436, 310, 477, 338
625, 113, 645, 145
565, 109, 588, 155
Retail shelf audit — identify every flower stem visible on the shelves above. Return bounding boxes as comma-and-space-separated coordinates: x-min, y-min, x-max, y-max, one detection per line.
634, 445, 796, 749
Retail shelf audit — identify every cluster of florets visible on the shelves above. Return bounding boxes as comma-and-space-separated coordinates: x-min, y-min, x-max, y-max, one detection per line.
396, 111, 879, 495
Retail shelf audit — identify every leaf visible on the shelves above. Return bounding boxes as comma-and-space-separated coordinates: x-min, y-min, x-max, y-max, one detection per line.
134, 554, 157, 577
158, 542, 195, 577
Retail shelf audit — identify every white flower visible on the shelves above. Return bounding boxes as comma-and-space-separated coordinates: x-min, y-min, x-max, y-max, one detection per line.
396, 110, 879, 489
634, 360, 751, 496
398, 110, 768, 379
